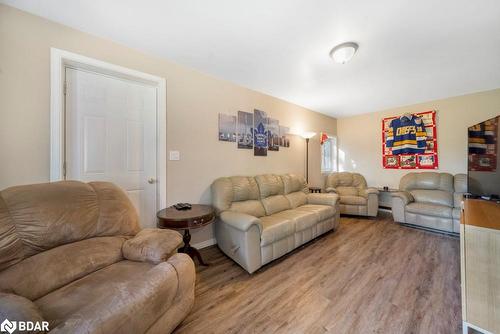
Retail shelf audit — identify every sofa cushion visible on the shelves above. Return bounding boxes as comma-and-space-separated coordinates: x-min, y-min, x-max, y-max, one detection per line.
0, 236, 126, 300
231, 176, 260, 202
406, 202, 452, 218
211, 177, 263, 215
409, 189, 453, 207
280, 174, 307, 194
255, 174, 284, 198
261, 195, 291, 215
400, 172, 454, 192
294, 204, 335, 221
272, 209, 318, 232
285, 191, 307, 208
339, 195, 367, 205
260, 216, 294, 246
229, 200, 266, 218
35, 260, 178, 332
336, 187, 359, 197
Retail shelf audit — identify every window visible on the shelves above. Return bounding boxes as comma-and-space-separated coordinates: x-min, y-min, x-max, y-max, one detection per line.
321, 136, 338, 173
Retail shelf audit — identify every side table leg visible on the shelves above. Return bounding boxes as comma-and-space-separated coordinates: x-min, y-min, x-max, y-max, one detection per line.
178, 229, 208, 266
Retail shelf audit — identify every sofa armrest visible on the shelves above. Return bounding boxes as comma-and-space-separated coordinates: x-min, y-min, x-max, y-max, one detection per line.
360, 187, 379, 198
219, 211, 262, 233
0, 292, 45, 323
307, 193, 339, 206
122, 228, 183, 264
325, 187, 337, 194
391, 191, 414, 205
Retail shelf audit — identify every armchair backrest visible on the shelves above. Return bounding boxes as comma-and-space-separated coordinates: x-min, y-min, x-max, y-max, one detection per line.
399, 172, 460, 207
0, 181, 140, 272
0, 181, 140, 299
326, 172, 367, 196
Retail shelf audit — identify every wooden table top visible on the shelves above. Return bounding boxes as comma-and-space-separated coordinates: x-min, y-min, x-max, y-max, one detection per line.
157, 204, 215, 230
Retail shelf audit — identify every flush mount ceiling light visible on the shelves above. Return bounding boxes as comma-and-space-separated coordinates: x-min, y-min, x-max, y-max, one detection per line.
329, 42, 359, 64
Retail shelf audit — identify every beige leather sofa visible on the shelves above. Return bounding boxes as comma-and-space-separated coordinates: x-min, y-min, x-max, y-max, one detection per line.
325, 172, 379, 217
391, 172, 467, 233
212, 174, 340, 274
0, 181, 195, 334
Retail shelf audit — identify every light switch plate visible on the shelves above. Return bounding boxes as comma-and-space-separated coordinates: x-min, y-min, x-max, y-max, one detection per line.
169, 150, 180, 161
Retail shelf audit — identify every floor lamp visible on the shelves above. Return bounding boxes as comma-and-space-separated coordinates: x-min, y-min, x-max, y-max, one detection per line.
300, 132, 316, 183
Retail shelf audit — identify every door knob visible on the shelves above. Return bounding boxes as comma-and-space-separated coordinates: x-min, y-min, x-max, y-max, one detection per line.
147, 178, 156, 184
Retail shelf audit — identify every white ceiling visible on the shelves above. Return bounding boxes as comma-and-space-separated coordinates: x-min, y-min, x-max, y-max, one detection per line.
3, 0, 500, 118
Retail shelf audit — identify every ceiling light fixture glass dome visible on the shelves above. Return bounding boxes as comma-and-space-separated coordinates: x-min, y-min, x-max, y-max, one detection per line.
329, 42, 359, 64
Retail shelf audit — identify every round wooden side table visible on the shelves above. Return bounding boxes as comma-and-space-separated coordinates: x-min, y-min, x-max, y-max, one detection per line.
156, 204, 215, 266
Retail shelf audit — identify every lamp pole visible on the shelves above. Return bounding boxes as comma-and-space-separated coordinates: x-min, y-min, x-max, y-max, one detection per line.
306, 137, 310, 183
300, 132, 316, 184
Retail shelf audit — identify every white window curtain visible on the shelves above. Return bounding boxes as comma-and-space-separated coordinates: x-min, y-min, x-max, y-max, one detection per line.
321, 136, 338, 173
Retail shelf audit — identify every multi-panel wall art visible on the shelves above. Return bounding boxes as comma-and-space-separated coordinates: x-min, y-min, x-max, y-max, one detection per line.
218, 109, 291, 156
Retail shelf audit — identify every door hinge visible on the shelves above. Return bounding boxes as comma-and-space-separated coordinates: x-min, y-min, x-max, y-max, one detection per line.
63, 81, 68, 96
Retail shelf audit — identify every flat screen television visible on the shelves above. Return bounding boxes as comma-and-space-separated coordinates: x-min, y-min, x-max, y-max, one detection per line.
467, 115, 500, 199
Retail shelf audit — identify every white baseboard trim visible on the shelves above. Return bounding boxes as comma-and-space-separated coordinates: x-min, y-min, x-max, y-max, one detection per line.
192, 238, 217, 249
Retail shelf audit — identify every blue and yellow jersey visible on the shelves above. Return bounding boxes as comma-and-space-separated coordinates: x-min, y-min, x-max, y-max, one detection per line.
468, 122, 496, 154
386, 115, 427, 155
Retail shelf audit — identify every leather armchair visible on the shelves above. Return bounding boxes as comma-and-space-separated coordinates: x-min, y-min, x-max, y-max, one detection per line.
0, 181, 195, 334
212, 174, 340, 274
391, 172, 467, 233
325, 172, 379, 217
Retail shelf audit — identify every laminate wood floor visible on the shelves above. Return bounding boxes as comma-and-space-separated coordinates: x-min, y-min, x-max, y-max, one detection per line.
174, 212, 461, 334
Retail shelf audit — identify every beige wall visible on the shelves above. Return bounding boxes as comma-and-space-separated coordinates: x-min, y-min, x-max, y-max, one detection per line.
0, 5, 336, 244
337, 89, 500, 189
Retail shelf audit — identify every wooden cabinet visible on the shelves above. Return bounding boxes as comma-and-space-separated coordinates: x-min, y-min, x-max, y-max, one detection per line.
461, 199, 500, 334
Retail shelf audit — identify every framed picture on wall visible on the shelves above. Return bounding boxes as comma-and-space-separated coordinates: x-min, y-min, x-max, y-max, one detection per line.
253, 109, 268, 156
218, 113, 236, 142
237, 111, 253, 149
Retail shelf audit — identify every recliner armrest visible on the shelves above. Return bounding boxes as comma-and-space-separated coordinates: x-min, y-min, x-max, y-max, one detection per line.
122, 228, 183, 264
219, 211, 262, 233
0, 292, 45, 324
307, 193, 339, 206
325, 187, 337, 194
360, 187, 379, 198
391, 191, 414, 205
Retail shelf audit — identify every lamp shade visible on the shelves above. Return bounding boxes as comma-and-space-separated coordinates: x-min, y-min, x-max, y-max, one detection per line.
300, 131, 317, 139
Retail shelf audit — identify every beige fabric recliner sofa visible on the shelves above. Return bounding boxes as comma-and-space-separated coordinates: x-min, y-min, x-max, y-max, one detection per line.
212, 174, 340, 274
0, 181, 195, 334
391, 172, 467, 233
325, 172, 379, 217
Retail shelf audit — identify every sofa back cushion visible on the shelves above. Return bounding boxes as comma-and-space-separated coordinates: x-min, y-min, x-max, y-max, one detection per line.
0, 236, 126, 300
0, 181, 139, 272
255, 174, 291, 215
326, 172, 367, 196
409, 190, 453, 207
281, 174, 308, 208
211, 176, 265, 217
399, 172, 454, 192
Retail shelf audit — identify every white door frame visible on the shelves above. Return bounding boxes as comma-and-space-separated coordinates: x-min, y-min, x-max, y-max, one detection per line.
50, 48, 167, 209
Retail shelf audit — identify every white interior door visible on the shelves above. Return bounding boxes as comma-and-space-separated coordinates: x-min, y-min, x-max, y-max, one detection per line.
65, 67, 158, 228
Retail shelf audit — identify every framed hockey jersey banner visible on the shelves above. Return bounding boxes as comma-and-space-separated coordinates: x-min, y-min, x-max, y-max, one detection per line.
382, 110, 438, 169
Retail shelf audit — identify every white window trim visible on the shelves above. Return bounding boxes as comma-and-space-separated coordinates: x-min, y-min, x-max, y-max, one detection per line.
50, 48, 167, 209
321, 135, 338, 174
